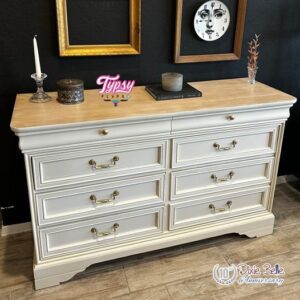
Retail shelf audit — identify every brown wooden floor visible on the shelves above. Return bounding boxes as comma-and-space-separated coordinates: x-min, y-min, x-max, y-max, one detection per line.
1, 182, 300, 300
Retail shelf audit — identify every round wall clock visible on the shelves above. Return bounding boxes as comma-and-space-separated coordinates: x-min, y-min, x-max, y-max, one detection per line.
194, 0, 230, 42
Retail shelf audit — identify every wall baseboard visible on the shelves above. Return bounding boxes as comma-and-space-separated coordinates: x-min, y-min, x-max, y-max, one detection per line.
276, 175, 299, 185
0, 176, 298, 237
1, 222, 32, 237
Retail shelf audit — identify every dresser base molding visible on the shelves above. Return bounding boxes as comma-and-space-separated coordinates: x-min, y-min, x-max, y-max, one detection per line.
33, 212, 274, 289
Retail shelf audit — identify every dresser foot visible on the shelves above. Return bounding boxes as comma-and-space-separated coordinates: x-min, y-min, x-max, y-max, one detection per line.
34, 269, 86, 290
237, 218, 274, 238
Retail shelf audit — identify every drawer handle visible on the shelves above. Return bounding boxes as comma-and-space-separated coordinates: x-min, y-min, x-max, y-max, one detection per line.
90, 190, 120, 205
211, 171, 234, 183
226, 115, 235, 121
100, 129, 109, 135
209, 201, 232, 213
89, 156, 119, 169
91, 223, 119, 237
213, 140, 237, 151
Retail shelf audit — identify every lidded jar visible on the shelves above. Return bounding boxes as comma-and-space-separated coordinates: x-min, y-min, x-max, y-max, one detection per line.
57, 79, 84, 104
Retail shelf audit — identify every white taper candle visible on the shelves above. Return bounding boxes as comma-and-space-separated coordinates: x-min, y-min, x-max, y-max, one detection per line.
33, 35, 42, 79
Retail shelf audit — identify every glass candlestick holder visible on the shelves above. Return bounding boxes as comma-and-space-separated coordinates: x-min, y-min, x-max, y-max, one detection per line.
30, 73, 52, 103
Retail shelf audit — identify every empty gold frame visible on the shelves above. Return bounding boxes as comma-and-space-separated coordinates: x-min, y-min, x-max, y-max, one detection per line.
56, 0, 141, 56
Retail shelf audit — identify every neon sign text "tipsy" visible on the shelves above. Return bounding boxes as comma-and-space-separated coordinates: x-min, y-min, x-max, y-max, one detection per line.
97, 74, 135, 94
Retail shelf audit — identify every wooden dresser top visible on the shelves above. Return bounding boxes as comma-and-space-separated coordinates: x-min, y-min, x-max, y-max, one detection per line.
11, 78, 296, 131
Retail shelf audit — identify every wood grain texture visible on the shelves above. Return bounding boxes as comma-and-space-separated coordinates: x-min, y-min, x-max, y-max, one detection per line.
234, 0, 248, 58
111, 285, 171, 300
10, 269, 128, 300
0, 232, 33, 290
11, 78, 296, 131
176, 53, 240, 63
124, 247, 227, 291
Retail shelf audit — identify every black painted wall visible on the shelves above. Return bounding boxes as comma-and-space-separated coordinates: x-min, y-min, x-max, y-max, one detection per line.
1, 0, 300, 225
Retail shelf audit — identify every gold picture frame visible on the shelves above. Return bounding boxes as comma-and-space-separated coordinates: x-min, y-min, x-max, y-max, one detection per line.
56, 0, 141, 56
174, 0, 247, 63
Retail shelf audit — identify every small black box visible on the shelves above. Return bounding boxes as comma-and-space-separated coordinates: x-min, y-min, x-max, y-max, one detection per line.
145, 83, 202, 100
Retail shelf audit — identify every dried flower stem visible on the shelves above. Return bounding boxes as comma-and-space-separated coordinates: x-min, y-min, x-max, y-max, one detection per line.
248, 34, 260, 69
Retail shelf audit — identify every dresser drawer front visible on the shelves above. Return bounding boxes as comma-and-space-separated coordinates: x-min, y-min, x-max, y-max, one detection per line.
18, 119, 171, 151
40, 207, 164, 259
88, 119, 171, 142
36, 174, 165, 226
32, 141, 168, 190
172, 107, 289, 133
172, 126, 277, 168
169, 187, 269, 230
171, 158, 273, 200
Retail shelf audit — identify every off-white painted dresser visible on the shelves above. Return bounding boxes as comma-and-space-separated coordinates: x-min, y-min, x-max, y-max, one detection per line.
11, 78, 296, 289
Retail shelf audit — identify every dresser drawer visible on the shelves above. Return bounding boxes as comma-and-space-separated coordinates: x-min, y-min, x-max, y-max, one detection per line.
171, 157, 273, 200
40, 207, 164, 259
172, 107, 289, 133
18, 119, 172, 151
32, 140, 168, 190
36, 174, 165, 226
169, 187, 269, 230
172, 126, 278, 168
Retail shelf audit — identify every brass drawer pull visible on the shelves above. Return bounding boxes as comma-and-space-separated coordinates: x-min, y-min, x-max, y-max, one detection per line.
226, 115, 235, 121
100, 129, 109, 135
90, 191, 119, 205
209, 201, 232, 213
89, 156, 119, 169
211, 171, 234, 183
91, 223, 119, 237
213, 140, 237, 151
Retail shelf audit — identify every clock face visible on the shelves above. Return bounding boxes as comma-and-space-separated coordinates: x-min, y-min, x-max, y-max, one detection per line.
194, 1, 230, 42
